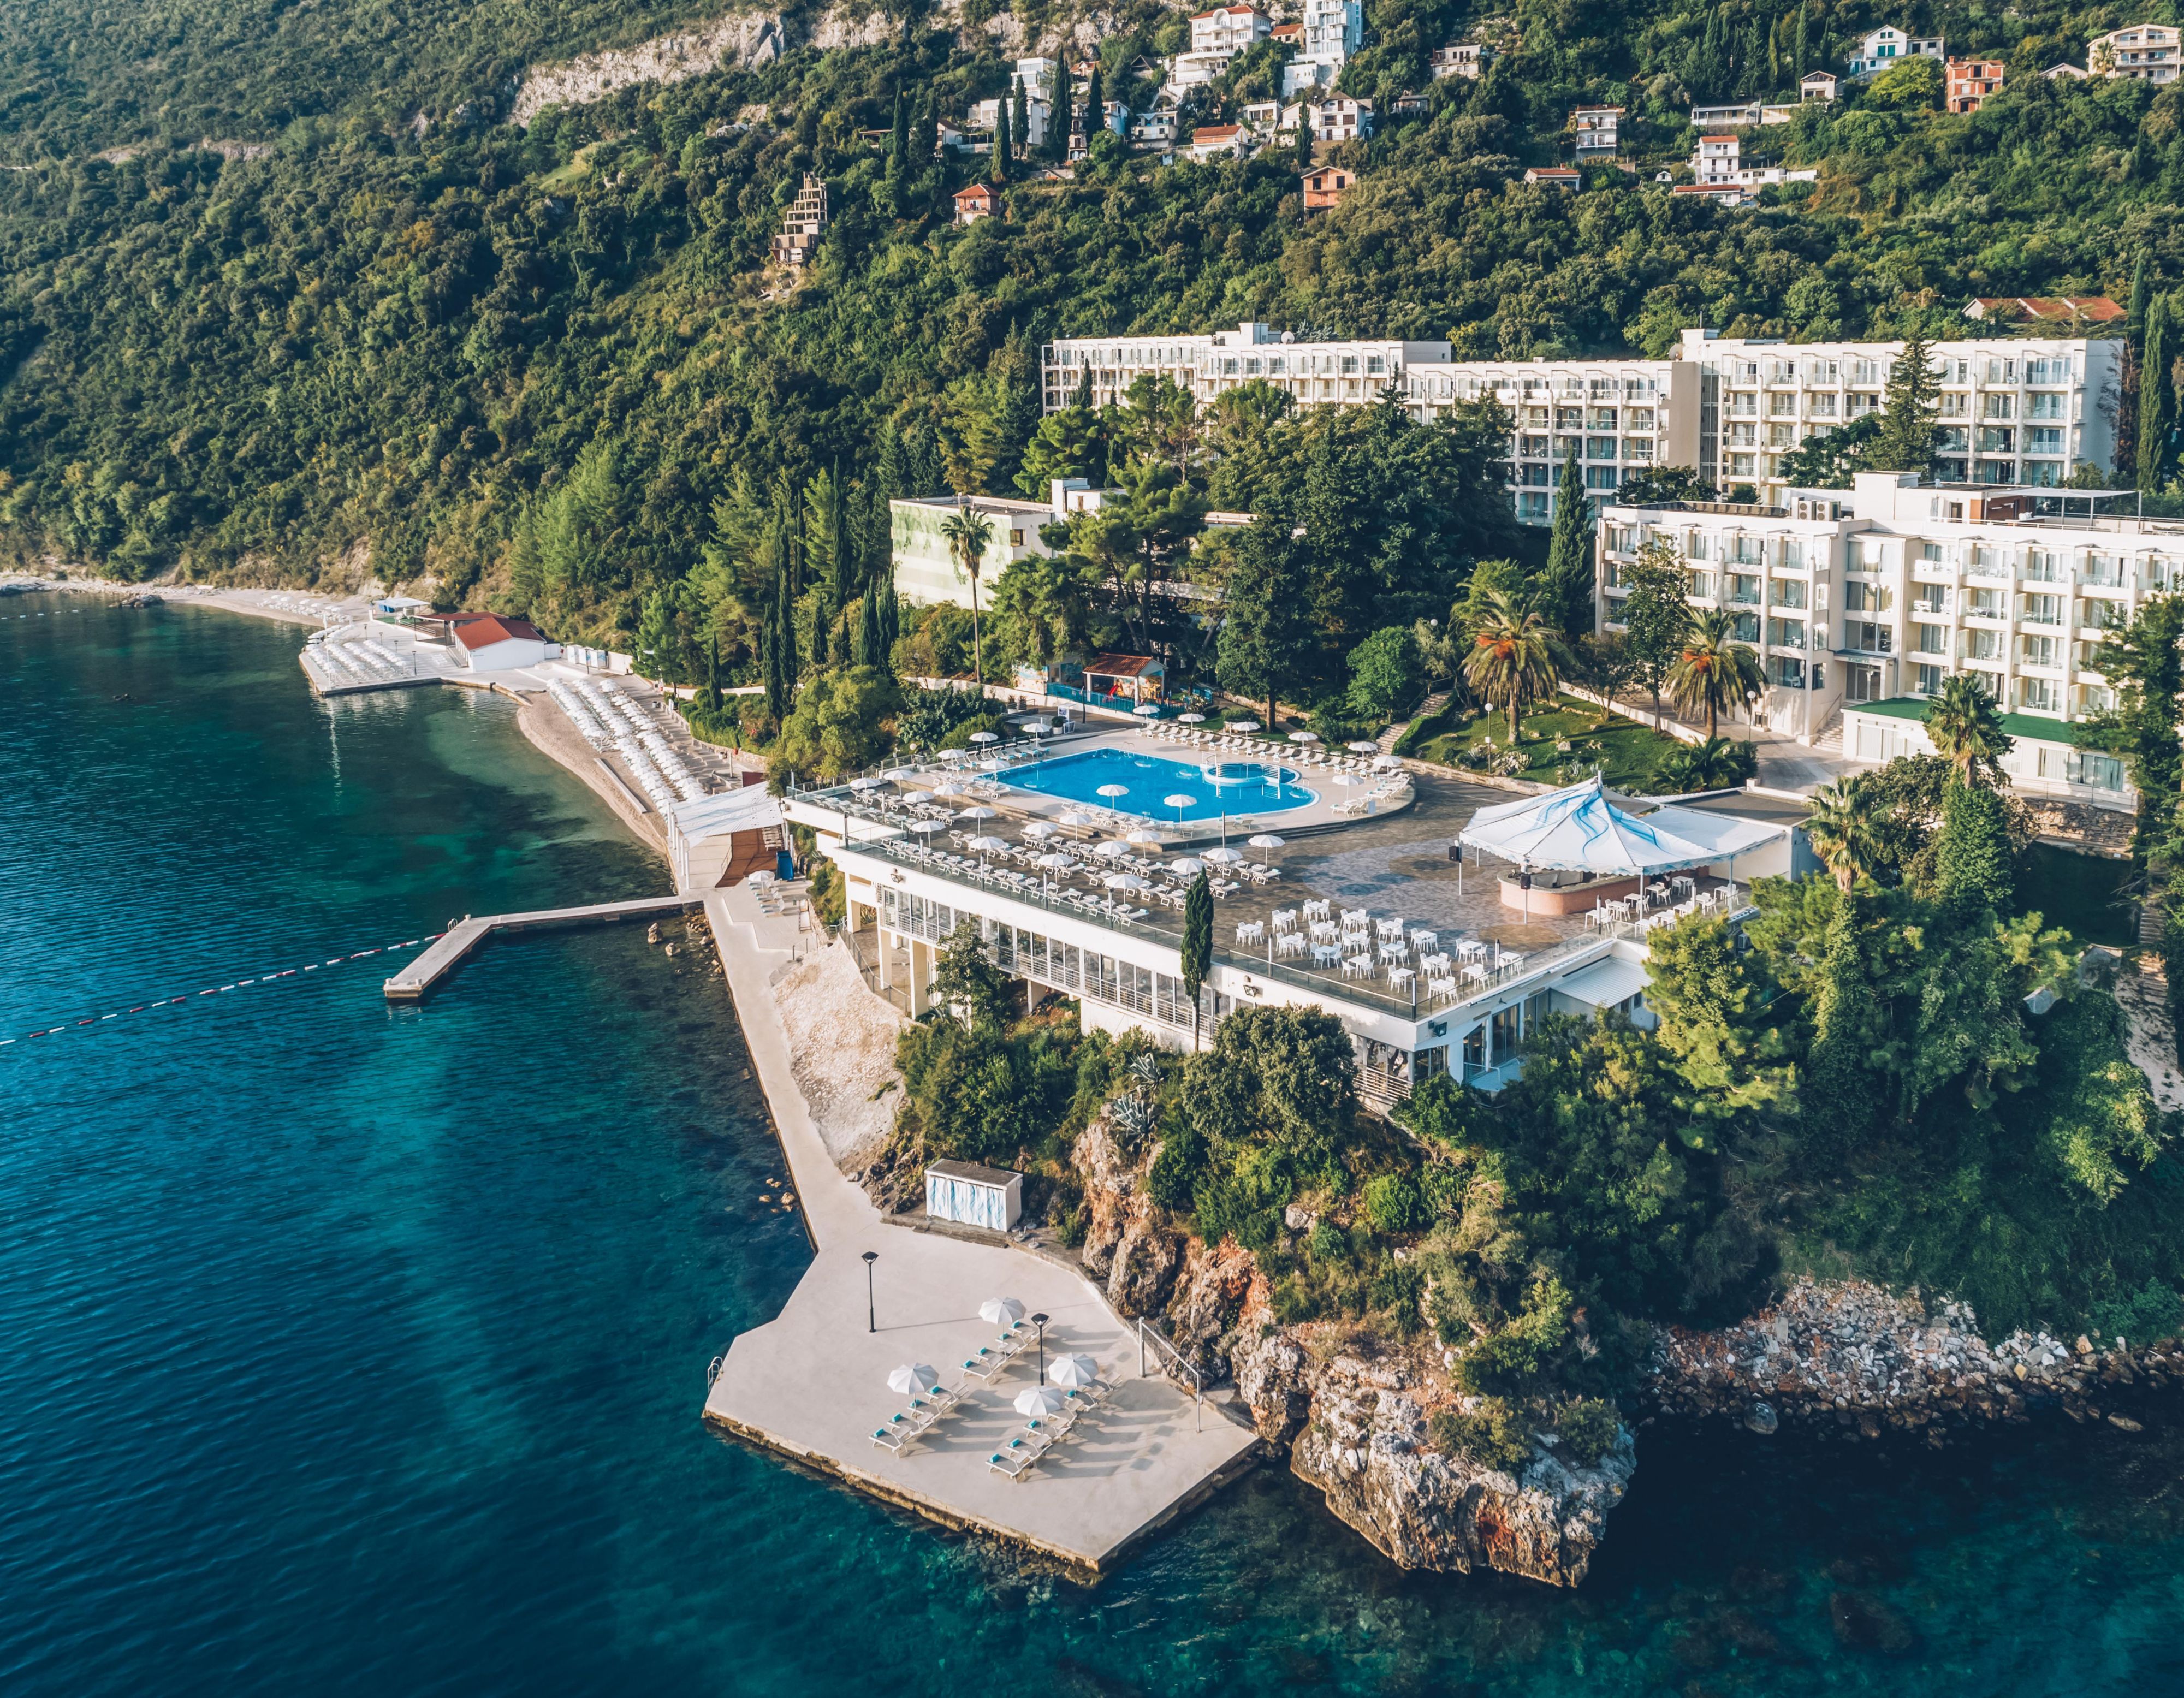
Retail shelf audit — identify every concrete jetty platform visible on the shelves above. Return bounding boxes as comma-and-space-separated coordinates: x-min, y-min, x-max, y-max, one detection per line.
383, 894, 700, 1000
699, 881, 1259, 1576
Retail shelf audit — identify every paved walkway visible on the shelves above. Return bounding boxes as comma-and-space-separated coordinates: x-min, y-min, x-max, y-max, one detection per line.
698, 882, 1257, 1572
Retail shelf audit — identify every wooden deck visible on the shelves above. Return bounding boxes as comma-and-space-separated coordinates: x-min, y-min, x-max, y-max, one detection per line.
382, 893, 701, 1000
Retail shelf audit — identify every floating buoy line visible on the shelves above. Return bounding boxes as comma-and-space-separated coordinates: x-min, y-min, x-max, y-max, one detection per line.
2, 935, 445, 1046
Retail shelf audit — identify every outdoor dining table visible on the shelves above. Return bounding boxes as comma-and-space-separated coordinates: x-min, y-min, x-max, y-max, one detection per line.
1312, 943, 1342, 967
1455, 940, 1488, 962
1236, 921, 1266, 946
1387, 965, 1416, 993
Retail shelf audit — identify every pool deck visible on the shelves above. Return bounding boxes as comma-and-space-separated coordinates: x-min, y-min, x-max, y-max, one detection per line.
699, 882, 1259, 1576
891, 725, 1412, 846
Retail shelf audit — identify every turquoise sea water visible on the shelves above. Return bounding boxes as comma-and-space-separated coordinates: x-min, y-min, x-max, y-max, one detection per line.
6, 594, 2184, 1696
1007, 747, 1317, 820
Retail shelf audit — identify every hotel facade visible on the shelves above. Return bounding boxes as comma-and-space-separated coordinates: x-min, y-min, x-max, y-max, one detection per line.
1041, 323, 2121, 525
1595, 470, 2159, 800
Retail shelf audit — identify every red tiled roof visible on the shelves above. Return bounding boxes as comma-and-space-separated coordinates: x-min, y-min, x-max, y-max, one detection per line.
453, 615, 544, 649
1085, 652, 1162, 678
1969, 296, 2124, 323
953, 183, 995, 201
1193, 125, 1243, 140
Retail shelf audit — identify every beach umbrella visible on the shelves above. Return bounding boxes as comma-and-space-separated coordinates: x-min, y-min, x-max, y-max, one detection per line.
941, 747, 970, 763
1059, 808, 1095, 827
933, 777, 966, 797
907, 818, 947, 835
1247, 832, 1285, 865
1346, 740, 1380, 753
887, 1363, 941, 1396
1178, 712, 1207, 724
849, 775, 886, 791
1163, 792, 1196, 824
1132, 702, 1162, 717
1202, 845, 1244, 865
882, 767, 919, 782
1230, 719, 1261, 732
1096, 783, 1130, 804
1102, 871, 1148, 891
1035, 851, 1075, 871
1169, 857, 1205, 876
1373, 755, 1403, 770
957, 805, 999, 821
1092, 840, 1133, 860
1048, 1355, 1099, 1389
1125, 828, 1164, 846
980, 1297, 1027, 1326
966, 835, 1008, 854
968, 730, 1000, 744
1023, 821, 1059, 840
1333, 772, 1364, 787
1289, 729, 1320, 744
1015, 1385, 1070, 1417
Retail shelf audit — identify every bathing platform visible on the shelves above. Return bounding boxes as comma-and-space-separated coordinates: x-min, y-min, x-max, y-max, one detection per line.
383, 894, 701, 1000
702, 1235, 1261, 1577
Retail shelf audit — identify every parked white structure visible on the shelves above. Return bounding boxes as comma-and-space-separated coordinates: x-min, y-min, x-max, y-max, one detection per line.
925, 1160, 1023, 1231
1595, 469, 2159, 801
1679, 328, 2122, 502
1041, 322, 1448, 413
1847, 26, 1946, 78
2090, 23, 2182, 81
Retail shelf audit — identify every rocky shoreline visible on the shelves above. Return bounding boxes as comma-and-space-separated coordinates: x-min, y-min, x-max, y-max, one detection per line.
1019, 1109, 2180, 1589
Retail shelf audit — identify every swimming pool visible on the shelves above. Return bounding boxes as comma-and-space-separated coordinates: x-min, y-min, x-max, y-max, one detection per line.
1004, 748, 1316, 820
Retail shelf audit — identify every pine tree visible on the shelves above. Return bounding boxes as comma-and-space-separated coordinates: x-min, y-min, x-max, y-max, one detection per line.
1013, 76, 1030, 164
1541, 447, 1594, 638
1872, 328, 1939, 475
1048, 60, 1073, 162
2140, 293, 2176, 491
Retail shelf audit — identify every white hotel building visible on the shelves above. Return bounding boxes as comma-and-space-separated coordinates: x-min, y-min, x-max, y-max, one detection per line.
1042, 324, 2121, 526
1596, 470, 2158, 803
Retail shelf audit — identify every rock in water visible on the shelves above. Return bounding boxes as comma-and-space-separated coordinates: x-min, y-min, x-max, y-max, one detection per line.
1744, 1401, 1779, 1435
2109, 1414, 2145, 1433
1830, 1591, 1916, 1656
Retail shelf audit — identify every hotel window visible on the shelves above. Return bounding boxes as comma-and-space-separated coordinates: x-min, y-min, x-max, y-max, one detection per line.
2022, 459, 2061, 486
1915, 662, 1945, 694
1983, 393, 2016, 420
1914, 583, 1953, 614
1521, 434, 1549, 458
1586, 435, 1617, 460
1340, 355, 1358, 375
1808, 391, 1839, 418
1589, 407, 1618, 429
2019, 676, 2060, 713
1847, 392, 1880, 416
1556, 407, 1584, 429
1779, 537, 1805, 568
1940, 391, 1969, 418
2022, 634, 2058, 667
1008, 529, 1024, 547
2022, 593, 2063, 625
1913, 624, 1948, 654
2026, 426, 2064, 453
1770, 391, 1799, 416
1627, 407, 1655, 430
1844, 620, 1893, 654
1730, 453, 1757, 477
1727, 392, 1759, 417
2025, 550, 2062, 582
1623, 437, 1654, 462
2028, 392, 2066, 420
1687, 533, 1712, 561
1728, 573, 1761, 604
2076, 750, 2126, 789
1729, 421, 1757, 447
1771, 577, 1806, 608
1966, 628, 2001, 660
1978, 426, 2015, 454
1844, 581, 1891, 613
1688, 570, 1714, 598
1768, 617, 1806, 649
1767, 655, 1807, 688
1731, 610, 1761, 642
1584, 466, 1619, 490
1366, 355, 1385, 375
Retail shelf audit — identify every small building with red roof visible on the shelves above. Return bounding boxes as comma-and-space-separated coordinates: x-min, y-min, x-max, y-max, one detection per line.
452, 614, 552, 672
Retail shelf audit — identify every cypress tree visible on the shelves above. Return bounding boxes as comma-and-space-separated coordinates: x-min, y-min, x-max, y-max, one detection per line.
994, 87, 1013, 179
705, 636, 722, 712
1181, 872, 1213, 1050
1073, 364, 1093, 408
1295, 99, 1313, 167
1542, 447, 1594, 637
858, 577, 884, 667
913, 91, 939, 165
1873, 328, 1939, 474
1083, 66, 1103, 152
2130, 252, 2153, 345
1794, 2, 1809, 76
2140, 293, 2176, 491
891, 87, 909, 162
1013, 76, 1030, 164
880, 574, 901, 655
1933, 779, 2015, 913
767, 554, 797, 721
1049, 59, 1073, 162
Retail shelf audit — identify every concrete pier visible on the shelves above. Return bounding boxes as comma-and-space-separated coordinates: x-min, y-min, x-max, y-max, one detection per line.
698, 882, 1259, 1576
382, 894, 701, 1000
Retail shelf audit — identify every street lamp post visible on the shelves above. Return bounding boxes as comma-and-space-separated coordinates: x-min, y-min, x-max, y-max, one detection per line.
1031, 1312, 1049, 1385
862, 1251, 878, 1334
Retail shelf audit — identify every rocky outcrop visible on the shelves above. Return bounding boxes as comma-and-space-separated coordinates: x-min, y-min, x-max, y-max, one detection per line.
1650, 1277, 2182, 1440
1285, 1352, 1635, 1587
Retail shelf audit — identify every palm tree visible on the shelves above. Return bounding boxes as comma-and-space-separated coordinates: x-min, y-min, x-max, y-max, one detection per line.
939, 507, 995, 684
1924, 672, 2014, 785
1805, 774, 1889, 892
1462, 587, 1559, 743
1666, 608, 1767, 740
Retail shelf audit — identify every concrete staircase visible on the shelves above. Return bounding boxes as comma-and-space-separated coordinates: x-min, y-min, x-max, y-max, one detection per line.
1380, 692, 1450, 754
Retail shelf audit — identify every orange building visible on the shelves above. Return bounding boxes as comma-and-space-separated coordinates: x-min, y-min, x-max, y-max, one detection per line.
1946, 57, 2004, 112
1301, 164, 1355, 209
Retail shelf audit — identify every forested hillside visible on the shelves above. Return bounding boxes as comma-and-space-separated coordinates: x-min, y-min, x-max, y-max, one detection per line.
4, 0, 2184, 687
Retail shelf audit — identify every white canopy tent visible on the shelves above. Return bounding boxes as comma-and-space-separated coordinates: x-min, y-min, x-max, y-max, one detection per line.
667, 785, 785, 892
1459, 775, 1776, 875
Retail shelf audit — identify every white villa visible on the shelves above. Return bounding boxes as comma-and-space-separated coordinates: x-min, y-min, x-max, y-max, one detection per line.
1284, 0, 1363, 93
1847, 26, 1946, 77
1595, 468, 2158, 801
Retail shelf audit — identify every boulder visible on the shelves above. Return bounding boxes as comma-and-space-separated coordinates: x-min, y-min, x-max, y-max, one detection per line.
1106, 1219, 1184, 1316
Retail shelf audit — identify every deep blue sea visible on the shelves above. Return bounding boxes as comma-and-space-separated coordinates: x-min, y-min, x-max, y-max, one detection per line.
5, 592, 2184, 1696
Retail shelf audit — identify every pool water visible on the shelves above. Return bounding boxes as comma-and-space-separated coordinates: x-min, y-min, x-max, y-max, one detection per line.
1005, 748, 1315, 820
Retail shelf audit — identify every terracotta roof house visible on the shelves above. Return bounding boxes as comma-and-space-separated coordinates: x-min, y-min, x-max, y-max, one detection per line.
1962, 296, 2126, 324
1302, 164, 1355, 209
953, 182, 999, 224
453, 615, 551, 671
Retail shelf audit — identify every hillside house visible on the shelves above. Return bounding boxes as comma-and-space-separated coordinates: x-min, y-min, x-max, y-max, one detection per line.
952, 182, 998, 224
1847, 26, 1946, 78
2090, 23, 2181, 81
1946, 58, 2004, 112
1302, 164, 1355, 209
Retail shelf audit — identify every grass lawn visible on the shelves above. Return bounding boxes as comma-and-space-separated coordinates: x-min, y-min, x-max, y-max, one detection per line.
1402, 694, 1691, 793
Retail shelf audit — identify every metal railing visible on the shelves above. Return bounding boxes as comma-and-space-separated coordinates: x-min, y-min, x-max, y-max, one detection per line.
1138, 1317, 1203, 1430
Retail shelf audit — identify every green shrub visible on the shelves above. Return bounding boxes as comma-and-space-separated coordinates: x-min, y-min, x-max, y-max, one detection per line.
1147, 1123, 1205, 1212
1368, 1261, 1426, 1337
1362, 1172, 1426, 1234
1426, 1399, 1533, 1471
1556, 1398, 1621, 1469
1307, 1219, 1351, 1264
2090, 1280, 2184, 1346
